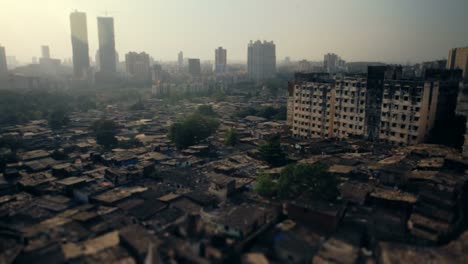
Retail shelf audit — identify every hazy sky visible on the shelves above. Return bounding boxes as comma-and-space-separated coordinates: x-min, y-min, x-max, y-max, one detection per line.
1, 0, 467, 63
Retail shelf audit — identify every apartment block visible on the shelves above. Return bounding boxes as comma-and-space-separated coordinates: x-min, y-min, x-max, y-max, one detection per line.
248, 40, 276, 81
331, 77, 367, 139
447, 46, 468, 79
125, 52, 151, 82
288, 68, 462, 146
378, 80, 432, 145
289, 73, 333, 139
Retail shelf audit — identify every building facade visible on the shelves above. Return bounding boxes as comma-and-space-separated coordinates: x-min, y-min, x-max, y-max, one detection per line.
215, 47, 227, 74
125, 52, 150, 82
332, 77, 367, 139
288, 68, 461, 146
178, 51, 184, 71
70, 11, 90, 79
41, 45, 50, 59
0, 45, 7, 78
97, 17, 116, 73
188, 58, 201, 77
447, 46, 468, 79
247, 40, 276, 81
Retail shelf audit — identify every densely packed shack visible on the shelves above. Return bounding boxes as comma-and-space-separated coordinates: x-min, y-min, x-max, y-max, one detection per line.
1, 94, 468, 264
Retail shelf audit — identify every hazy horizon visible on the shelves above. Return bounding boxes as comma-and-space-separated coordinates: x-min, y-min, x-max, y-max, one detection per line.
1, 0, 467, 64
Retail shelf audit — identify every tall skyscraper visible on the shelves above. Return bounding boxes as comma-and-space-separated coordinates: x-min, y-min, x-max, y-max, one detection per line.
0, 45, 8, 78
97, 17, 116, 73
178, 51, 184, 71
188, 58, 201, 76
447, 46, 468, 79
125, 52, 151, 82
41, 45, 50, 59
215, 47, 227, 74
70, 11, 90, 79
247, 40, 276, 81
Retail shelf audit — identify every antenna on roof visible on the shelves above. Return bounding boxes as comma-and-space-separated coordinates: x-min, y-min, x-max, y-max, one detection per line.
100, 10, 118, 17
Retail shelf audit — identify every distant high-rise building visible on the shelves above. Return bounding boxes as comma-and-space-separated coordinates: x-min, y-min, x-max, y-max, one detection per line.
0, 45, 7, 78
97, 16, 116, 73
41, 45, 50, 59
188, 58, 201, 76
298, 60, 311, 73
70, 11, 90, 79
447, 46, 468, 79
6, 56, 18, 70
215, 47, 227, 74
95, 50, 119, 71
38, 45, 60, 69
178, 51, 184, 72
323, 53, 346, 73
247, 40, 276, 81
125, 52, 151, 82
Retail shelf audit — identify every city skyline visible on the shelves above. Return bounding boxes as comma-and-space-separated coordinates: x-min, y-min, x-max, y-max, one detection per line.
1, 0, 467, 63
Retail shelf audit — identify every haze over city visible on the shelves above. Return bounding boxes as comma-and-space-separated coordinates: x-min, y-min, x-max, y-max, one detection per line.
1, 0, 468, 63
2, 1, 468, 263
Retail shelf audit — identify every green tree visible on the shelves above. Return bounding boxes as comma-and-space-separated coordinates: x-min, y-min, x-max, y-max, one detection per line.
76, 95, 97, 112
274, 106, 287, 120
235, 107, 258, 118
225, 128, 239, 146
265, 78, 283, 97
129, 99, 145, 111
254, 173, 277, 197
119, 137, 143, 149
48, 107, 70, 130
92, 119, 119, 149
168, 114, 219, 149
258, 135, 286, 166
277, 163, 338, 201
258, 106, 278, 119
212, 89, 226, 101
51, 149, 68, 160
0, 152, 16, 173
0, 136, 23, 151
197, 105, 216, 116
